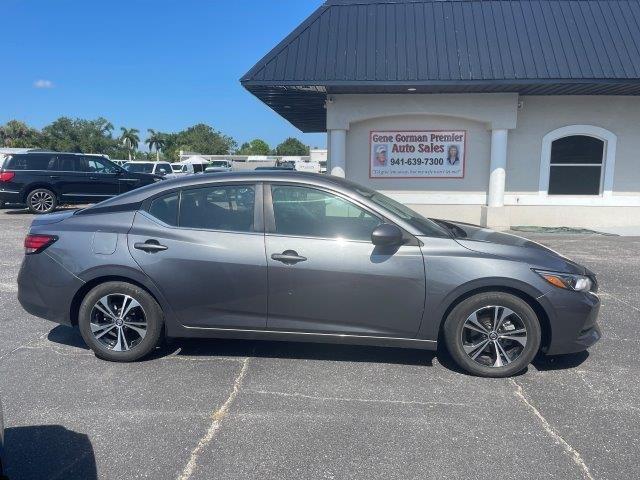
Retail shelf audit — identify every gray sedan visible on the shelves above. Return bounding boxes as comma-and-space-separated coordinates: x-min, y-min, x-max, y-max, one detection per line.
16, 172, 600, 377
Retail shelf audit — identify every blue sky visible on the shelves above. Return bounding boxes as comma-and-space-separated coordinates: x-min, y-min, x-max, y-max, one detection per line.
0, 0, 326, 150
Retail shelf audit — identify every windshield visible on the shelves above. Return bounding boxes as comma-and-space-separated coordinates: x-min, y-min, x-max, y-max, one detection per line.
124, 163, 153, 174
355, 187, 449, 238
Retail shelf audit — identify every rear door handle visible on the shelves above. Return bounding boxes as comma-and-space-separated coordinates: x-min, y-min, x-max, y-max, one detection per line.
271, 250, 307, 265
134, 240, 168, 253
49, 175, 61, 179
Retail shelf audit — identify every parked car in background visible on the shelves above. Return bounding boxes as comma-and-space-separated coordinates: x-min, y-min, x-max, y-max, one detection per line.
293, 159, 321, 173
0, 152, 162, 214
255, 165, 295, 171
17, 172, 601, 377
123, 161, 174, 178
204, 160, 233, 173
171, 162, 207, 175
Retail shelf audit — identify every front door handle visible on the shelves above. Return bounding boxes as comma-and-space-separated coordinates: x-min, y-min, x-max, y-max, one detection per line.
49, 175, 61, 180
271, 250, 307, 265
134, 240, 168, 253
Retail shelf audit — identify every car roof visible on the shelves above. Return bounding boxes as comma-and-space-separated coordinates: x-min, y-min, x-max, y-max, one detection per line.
84, 172, 364, 211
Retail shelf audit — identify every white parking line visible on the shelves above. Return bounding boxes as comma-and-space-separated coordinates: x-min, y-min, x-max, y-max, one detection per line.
177, 356, 251, 480
510, 378, 595, 480
247, 389, 475, 409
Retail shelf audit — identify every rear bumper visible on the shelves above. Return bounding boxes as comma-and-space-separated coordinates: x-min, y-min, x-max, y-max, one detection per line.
541, 288, 601, 355
17, 252, 84, 326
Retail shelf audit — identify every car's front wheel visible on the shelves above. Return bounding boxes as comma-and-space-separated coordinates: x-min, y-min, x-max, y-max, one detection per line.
78, 282, 164, 362
443, 292, 541, 377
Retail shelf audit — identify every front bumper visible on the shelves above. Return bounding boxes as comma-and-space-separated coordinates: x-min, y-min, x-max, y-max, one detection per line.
540, 287, 601, 355
17, 252, 84, 326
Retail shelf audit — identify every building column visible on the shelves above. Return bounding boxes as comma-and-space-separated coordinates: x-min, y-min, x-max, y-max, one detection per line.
326, 130, 332, 174
481, 129, 510, 229
329, 129, 346, 178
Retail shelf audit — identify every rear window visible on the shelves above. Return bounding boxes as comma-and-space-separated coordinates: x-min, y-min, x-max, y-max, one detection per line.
7, 154, 57, 171
148, 192, 179, 226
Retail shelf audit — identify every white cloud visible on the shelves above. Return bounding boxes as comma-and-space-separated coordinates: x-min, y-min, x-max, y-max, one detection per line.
33, 79, 54, 89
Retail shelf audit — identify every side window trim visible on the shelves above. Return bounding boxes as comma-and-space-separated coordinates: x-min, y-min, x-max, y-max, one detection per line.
264, 182, 385, 242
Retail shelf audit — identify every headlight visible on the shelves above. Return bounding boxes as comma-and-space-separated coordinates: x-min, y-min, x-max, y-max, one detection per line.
533, 269, 594, 292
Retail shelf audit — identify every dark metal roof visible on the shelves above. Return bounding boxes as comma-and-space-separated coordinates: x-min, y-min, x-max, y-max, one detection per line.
242, 0, 640, 132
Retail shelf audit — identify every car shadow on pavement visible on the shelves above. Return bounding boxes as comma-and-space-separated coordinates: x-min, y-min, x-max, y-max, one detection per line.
47, 325, 90, 350
163, 338, 439, 367
46, 325, 589, 374
47, 324, 437, 367
532, 351, 590, 371
3, 425, 97, 480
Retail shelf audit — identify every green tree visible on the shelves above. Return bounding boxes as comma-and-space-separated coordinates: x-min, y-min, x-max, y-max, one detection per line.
237, 138, 271, 155
145, 129, 166, 161
0, 120, 42, 147
120, 127, 140, 161
275, 137, 310, 156
40, 117, 121, 155
162, 123, 237, 161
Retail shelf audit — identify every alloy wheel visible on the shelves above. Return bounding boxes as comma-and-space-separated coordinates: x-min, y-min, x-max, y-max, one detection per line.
89, 294, 147, 352
461, 305, 528, 368
29, 191, 54, 213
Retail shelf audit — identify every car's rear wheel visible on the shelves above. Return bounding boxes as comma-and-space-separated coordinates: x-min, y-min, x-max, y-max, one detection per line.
26, 188, 57, 214
443, 292, 541, 377
78, 282, 163, 362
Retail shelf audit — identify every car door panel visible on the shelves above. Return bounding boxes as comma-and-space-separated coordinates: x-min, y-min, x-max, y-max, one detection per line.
80, 156, 120, 198
53, 155, 92, 201
266, 235, 426, 337
128, 213, 267, 329
127, 183, 267, 329
264, 183, 426, 338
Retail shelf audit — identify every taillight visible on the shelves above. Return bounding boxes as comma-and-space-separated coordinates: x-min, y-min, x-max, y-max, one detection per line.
0, 172, 15, 182
24, 234, 58, 254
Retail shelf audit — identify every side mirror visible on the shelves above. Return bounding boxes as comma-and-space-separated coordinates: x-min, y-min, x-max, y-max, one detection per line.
371, 223, 403, 246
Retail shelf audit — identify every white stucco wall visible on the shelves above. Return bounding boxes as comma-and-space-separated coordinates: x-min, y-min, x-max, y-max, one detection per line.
508, 96, 640, 197
327, 93, 640, 228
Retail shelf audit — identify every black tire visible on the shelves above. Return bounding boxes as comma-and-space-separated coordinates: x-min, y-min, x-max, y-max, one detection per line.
26, 188, 57, 214
0, 200, 5, 209
443, 292, 541, 378
78, 281, 163, 362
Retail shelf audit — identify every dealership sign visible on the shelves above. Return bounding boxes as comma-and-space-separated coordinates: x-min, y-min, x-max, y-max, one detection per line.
370, 130, 466, 178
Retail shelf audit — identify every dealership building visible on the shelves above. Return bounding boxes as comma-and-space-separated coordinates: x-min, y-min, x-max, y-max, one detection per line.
242, 0, 640, 230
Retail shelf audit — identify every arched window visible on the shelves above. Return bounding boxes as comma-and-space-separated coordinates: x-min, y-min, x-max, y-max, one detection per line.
548, 136, 604, 195
539, 125, 617, 197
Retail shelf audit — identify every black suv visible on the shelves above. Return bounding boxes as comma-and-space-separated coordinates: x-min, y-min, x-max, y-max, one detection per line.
0, 152, 162, 214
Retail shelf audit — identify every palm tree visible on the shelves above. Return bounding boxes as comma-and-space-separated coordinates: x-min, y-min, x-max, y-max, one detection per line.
145, 129, 166, 161
120, 127, 140, 161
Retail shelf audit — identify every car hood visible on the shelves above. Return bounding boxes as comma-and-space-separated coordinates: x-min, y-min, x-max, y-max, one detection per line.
431, 219, 589, 275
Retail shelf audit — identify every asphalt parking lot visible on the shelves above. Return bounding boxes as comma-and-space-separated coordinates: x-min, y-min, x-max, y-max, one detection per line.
1, 209, 639, 480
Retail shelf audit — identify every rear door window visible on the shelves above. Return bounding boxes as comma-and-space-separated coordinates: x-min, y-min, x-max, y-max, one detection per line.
53, 155, 80, 172
179, 184, 255, 232
148, 192, 179, 226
